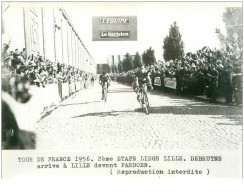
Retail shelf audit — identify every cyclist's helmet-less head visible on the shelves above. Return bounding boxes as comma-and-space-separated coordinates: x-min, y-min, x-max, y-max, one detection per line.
103, 72, 106, 75
139, 65, 146, 73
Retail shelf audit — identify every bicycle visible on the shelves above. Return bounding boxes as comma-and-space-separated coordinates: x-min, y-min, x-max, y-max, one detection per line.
137, 83, 150, 115
102, 82, 108, 102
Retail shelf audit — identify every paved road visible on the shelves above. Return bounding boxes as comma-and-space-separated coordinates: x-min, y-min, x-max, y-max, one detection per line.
34, 82, 242, 150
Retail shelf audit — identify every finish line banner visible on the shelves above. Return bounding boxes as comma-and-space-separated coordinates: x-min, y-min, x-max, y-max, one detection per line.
92, 16, 137, 41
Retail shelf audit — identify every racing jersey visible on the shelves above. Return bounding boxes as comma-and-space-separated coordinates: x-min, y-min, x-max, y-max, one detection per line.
99, 74, 110, 83
135, 70, 150, 84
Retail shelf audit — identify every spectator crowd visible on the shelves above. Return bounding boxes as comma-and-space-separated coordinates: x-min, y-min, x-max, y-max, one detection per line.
115, 45, 242, 105
1, 41, 242, 105
2, 42, 96, 103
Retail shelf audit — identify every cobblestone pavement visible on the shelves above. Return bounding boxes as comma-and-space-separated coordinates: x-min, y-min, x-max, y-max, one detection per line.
34, 82, 242, 150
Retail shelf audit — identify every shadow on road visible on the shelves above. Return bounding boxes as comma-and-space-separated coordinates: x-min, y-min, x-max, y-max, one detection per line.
109, 90, 133, 93
72, 110, 134, 118
72, 103, 242, 125
60, 100, 101, 107
210, 115, 243, 126
148, 105, 242, 125
109, 87, 134, 92
148, 105, 242, 115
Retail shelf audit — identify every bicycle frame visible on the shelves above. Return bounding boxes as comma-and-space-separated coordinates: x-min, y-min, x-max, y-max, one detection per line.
137, 83, 149, 114
102, 82, 108, 102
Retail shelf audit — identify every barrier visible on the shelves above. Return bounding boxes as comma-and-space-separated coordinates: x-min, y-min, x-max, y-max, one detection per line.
69, 82, 76, 95
84, 80, 88, 88
3, 80, 91, 131
154, 77, 161, 86
80, 80, 84, 89
58, 82, 62, 98
42, 84, 61, 108
61, 83, 69, 98
164, 77, 177, 89
75, 81, 81, 91
2, 84, 60, 131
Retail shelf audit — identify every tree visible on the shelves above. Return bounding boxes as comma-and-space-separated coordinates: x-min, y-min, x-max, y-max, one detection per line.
122, 53, 133, 71
215, 7, 242, 67
142, 47, 156, 66
216, 7, 242, 48
223, 7, 242, 46
114, 65, 118, 73
217, 7, 242, 46
163, 21, 184, 61
111, 65, 115, 73
111, 65, 118, 73
133, 52, 142, 69
118, 61, 123, 73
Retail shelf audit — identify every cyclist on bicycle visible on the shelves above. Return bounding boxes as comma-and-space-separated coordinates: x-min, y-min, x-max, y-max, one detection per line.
134, 65, 153, 101
99, 72, 111, 98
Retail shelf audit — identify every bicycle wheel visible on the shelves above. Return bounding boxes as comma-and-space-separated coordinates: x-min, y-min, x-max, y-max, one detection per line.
143, 92, 149, 115
140, 92, 143, 110
102, 91, 104, 100
104, 85, 107, 102
101, 86, 104, 100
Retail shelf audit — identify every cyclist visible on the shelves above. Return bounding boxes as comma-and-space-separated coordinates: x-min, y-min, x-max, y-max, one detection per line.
134, 65, 153, 101
99, 72, 111, 98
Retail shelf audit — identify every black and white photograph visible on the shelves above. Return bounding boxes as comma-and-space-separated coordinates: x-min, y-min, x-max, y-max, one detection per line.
1, 1, 243, 178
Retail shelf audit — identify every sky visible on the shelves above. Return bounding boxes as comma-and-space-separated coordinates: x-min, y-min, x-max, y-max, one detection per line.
62, 1, 242, 64
2, 1, 242, 64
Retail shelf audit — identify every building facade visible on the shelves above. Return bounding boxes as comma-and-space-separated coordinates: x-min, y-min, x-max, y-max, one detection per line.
97, 64, 111, 74
2, 4, 96, 74
107, 55, 135, 70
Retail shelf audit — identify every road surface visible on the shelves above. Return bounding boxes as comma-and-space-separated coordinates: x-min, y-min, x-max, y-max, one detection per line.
34, 82, 242, 150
